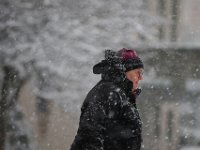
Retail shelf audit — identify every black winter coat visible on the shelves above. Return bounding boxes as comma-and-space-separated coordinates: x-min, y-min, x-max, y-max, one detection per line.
70, 61, 142, 150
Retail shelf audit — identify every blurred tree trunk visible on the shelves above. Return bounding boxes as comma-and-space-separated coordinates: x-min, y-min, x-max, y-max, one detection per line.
0, 66, 30, 150
0, 84, 6, 149
0, 66, 16, 150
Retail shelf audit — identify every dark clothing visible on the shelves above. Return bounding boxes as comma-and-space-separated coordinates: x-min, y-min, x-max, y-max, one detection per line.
70, 60, 142, 150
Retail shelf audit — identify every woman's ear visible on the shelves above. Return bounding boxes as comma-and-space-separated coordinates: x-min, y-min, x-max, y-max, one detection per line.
125, 71, 131, 81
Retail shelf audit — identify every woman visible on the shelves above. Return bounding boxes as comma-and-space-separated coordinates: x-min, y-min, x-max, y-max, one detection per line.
70, 48, 144, 150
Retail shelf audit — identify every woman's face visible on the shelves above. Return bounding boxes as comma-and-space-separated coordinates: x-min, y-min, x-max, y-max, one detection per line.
125, 68, 144, 90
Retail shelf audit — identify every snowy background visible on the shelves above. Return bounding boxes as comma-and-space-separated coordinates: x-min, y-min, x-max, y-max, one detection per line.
0, 0, 200, 150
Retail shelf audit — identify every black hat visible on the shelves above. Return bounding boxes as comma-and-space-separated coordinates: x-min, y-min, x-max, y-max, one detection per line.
117, 48, 144, 72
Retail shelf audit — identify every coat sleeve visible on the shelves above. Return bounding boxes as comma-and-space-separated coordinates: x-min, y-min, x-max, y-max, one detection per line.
70, 90, 121, 150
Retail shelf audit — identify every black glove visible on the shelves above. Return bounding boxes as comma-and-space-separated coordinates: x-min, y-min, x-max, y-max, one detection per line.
133, 88, 142, 97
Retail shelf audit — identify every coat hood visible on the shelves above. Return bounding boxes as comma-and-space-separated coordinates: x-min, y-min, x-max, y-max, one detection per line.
93, 59, 126, 83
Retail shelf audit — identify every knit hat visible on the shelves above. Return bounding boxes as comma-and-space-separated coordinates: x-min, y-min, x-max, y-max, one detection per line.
117, 48, 144, 72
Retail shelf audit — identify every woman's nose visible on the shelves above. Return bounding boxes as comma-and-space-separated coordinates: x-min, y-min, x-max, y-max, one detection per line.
138, 74, 143, 80
139, 76, 143, 80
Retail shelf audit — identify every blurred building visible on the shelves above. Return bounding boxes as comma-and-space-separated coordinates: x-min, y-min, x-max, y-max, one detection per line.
139, 49, 200, 150
147, 0, 200, 43
137, 1, 200, 149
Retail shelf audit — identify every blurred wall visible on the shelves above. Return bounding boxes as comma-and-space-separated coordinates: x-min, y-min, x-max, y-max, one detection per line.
178, 0, 200, 43
138, 49, 200, 150
18, 83, 78, 150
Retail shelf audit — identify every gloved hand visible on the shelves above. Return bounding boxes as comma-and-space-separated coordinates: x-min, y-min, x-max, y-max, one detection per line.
133, 88, 142, 97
